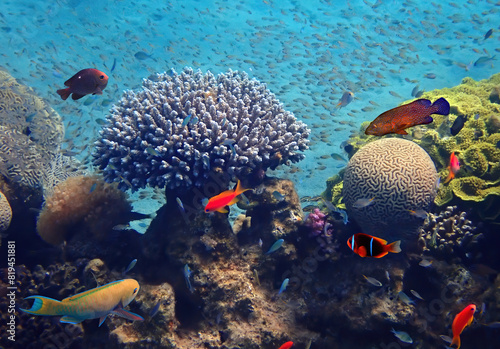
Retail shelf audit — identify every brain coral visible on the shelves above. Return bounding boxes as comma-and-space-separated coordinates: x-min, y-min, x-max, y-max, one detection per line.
36, 176, 132, 245
0, 69, 64, 188
92, 67, 310, 191
0, 191, 12, 232
342, 138, 438, 236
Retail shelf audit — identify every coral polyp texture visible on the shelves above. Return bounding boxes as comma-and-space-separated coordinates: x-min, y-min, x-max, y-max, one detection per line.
92, 67, 310, 190
342, 138, 438, 236
36, 176, 132, 245
0, 191, 12, 232
417, 206, 479, 261
0, 70, 64, 188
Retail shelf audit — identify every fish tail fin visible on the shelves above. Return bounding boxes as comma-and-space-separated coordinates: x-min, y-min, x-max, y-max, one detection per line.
432, 97, 450, 115
444, 167, 454, 183
56, 88, 71, 100
387, 240, 402, 254
234, 180, 251, 196
450, 335, 461, 349
20, 296, 63, 316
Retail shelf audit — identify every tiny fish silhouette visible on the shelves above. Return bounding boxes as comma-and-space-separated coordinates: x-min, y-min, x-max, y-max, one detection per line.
57, 68, 108, 100
336, 91, 354, 108
365, 97, 450, 136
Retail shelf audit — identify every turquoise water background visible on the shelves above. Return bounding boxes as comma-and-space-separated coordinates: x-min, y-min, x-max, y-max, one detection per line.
0, 0, 498, 197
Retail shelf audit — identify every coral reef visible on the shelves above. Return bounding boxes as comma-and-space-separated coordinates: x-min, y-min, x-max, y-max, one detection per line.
0, 69, 64, 188
0, 191, 12, 232
304, 208, 336, 254
93, 67, 310, 191
36, 175, 133, 245
417, 206, 481, 262
328, 73, 500, 224
342, 138, 438, 236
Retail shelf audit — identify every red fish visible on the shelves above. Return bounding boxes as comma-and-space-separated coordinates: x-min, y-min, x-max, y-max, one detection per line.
451, 304, 476, 349
278, 341, 293, 349
347, 233, 401, 258
204, 180, 250, 213
444, 152, 460, 183
57, 68, 109, 100
365, 97, 450, 136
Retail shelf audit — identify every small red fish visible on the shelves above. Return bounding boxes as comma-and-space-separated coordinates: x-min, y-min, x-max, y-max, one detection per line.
204, 180, 250, 213
444, 152, 460, 183
278, 341, 293, 349
451, 304, 476, 349
57, 68, 109, 100
365, 97, 450, 136
347, 233, 401, 258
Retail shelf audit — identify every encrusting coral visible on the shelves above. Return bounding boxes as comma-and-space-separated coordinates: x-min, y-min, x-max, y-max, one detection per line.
36, 175, 132, 245
93, 67, 310, 191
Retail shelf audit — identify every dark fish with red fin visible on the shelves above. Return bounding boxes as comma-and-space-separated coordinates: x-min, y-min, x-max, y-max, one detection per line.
365, 97, 450, 136
347, 233, 401, 258
57, 68, 109, 101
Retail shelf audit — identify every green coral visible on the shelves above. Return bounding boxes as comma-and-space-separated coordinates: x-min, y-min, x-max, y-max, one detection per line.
325, 72, 500, 222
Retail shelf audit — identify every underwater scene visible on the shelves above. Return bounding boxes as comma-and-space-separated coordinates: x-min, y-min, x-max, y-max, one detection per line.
0, 0, 500, 348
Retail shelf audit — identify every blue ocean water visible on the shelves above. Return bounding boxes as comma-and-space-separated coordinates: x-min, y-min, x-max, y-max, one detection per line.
1, 1, 500, 348
1, 0, 497, 197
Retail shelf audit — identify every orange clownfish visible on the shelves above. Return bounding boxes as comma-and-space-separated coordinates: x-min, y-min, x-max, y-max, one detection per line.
204, 180, 251, 213
278, 341, 293, 349
451, 304, 476, 349
347, 233, 401, 258
444, 152, 460, 183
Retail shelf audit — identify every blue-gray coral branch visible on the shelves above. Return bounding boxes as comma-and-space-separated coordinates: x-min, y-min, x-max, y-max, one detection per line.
93, 68, 310, 190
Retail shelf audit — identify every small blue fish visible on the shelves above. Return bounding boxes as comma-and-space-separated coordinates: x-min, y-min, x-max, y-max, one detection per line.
122, 259, 137, 275
176, 197, 185, 212
146, 147, 160, 156
352, 197, 375, 209
278, 278, 289, 295
391, 329, 413, 344
149, 300, 161, 318
330, 153, 347, 162
110, 58, 117, 72
181, 114, 192, 127
221, 117, 227, 127
89, 182, 97, 193
336, 91, 354, 108
26, 113, 37, 122
338, 209, 349, 224
95, 118, 107, 125
398, 291, 414, 305
272, 191, 285, 202
266, 239, 284, 254
474, 55, 496, 67
189, 116, 199, 126
134, 51, 152, 60
184, 264, 194, 293
409, 209, 428, 219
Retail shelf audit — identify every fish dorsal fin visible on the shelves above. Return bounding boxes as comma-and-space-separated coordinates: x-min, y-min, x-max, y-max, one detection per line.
62, 280, 123, 302
372, 236, 388, 245
414, 99, 432, 107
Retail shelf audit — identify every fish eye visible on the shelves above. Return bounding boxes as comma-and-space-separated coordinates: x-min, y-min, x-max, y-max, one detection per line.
99, 75, 105, 79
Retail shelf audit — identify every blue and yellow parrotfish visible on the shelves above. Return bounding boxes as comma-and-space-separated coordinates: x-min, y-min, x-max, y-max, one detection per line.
20, 279, 144, 326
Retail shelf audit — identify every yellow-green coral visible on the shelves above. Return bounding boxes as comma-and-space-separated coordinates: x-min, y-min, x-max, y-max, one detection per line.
325, 72, 500, 222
